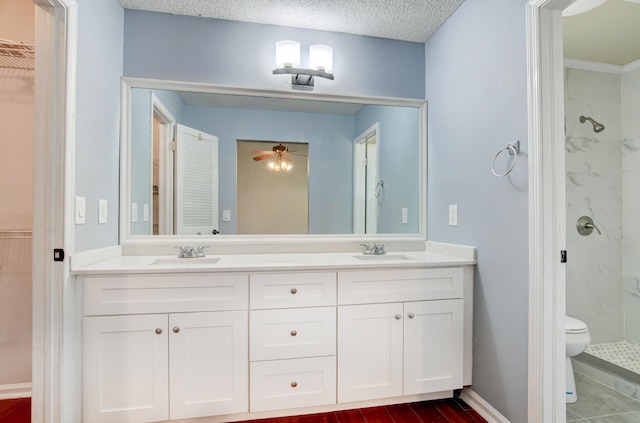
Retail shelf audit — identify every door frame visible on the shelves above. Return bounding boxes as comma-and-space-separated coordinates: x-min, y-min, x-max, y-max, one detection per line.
32, 0, 77, 422
150, 93, 176, 235
527, 0, 571, 421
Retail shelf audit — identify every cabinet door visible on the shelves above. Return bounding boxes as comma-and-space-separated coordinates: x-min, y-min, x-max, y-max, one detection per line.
337, 303, 403, 403
84, 314, 169, 423
169, 311, 248, 420
403, 299, 463, 394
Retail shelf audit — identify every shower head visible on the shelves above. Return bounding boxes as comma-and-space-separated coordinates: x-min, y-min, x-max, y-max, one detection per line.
579, 115, 605, 133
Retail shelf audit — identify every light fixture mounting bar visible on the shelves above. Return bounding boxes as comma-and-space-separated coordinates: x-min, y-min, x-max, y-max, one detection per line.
272, 67, 334, 80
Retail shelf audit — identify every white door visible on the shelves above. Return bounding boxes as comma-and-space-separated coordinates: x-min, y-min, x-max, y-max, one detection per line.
169, 311, 248, 419
83, 314, 169, 423
353, 123, 379, 234
403, 300, 463, 395
337, 303, 403, 402
175, 124, 219, 235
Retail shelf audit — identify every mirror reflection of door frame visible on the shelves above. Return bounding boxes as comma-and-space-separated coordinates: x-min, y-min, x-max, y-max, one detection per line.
150, 94, 176, 235
353, 123, 380, 234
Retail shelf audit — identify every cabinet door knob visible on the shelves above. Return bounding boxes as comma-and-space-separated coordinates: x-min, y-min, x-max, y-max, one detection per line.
155, 328, 163, 335
173, 327, 180, 333
290, 288, 298, 295
408, 312, 415, 319
290, 330, 297, 337
395, 314, 402, 320
291, 381, 298, 388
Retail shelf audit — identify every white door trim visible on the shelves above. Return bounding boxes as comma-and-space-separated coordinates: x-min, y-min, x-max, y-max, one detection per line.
32, 0, 78, 422
352, 122, 380, 234
150, 93, 176, 235
527, 1, 570, 422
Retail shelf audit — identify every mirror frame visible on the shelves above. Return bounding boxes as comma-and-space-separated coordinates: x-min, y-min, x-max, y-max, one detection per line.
120, 77, 427, 249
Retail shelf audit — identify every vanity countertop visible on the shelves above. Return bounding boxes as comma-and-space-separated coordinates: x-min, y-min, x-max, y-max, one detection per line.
71, 250, 476, 276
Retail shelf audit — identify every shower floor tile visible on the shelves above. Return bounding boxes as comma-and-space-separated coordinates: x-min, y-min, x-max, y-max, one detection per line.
586, 342, 640, 375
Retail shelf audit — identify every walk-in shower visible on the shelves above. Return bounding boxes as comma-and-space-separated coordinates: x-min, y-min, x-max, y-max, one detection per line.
565, 65, 640, 403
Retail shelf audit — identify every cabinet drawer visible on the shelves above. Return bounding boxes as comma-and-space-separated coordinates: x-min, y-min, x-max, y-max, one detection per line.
250, 356, 336, 412
250, 272, 336, 309
338, 268, 463, 305
84, 273, 248, 315
250, 307, 336, 361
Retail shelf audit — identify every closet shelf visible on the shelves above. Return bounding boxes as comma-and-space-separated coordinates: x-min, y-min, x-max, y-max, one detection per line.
0, 39, 35, 70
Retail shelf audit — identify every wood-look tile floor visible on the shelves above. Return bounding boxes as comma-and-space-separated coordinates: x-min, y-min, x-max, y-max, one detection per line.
243, 399, 487, 423
0, 397, 487, 423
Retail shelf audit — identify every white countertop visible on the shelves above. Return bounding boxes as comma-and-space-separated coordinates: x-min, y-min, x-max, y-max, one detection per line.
71, 250, 476, 275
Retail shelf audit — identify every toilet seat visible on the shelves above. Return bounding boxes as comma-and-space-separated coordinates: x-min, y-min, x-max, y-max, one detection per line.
566, 316, 588, 334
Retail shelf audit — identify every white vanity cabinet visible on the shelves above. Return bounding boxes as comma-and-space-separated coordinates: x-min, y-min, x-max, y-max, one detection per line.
337, 268, 464, 403
82, 274, 249, 423
249, 272, 337, 412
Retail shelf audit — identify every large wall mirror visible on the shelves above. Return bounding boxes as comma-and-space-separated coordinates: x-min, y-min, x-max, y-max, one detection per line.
121, 78, 426, 241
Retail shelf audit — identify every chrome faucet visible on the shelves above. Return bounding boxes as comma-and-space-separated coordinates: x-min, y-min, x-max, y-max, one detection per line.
175, 246, 208, 258
360, 243, 386, 255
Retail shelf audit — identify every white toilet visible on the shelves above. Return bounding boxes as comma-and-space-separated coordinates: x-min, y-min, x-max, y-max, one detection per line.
566, 315, 591, 403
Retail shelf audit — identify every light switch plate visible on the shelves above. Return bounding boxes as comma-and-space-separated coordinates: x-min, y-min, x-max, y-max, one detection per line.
402, 208, 408, 224
131, 203, 138, 223
143, 204, 150, 222
449, 204, 458, 226
223, 209, 231, 222
75, 196, 86, 225
98, 199, 107, 224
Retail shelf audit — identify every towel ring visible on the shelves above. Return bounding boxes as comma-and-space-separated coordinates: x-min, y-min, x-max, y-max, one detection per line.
491, 141, 520, 177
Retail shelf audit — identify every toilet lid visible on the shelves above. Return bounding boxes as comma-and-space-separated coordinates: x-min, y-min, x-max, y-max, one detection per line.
566, 316, 588, 333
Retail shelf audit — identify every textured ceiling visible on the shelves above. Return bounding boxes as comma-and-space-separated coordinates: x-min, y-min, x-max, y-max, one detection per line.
119, 0, 465, 43
563, 0, 640, 65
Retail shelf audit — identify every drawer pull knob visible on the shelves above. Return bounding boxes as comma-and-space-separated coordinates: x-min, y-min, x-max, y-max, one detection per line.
395, 314, 402, 320
408, 313, 415, 319
291, 330, 297, 337
291, 381, 298, 388
173, 327, 180, 333
155, 328, 163, 335
290, 288, 298, 295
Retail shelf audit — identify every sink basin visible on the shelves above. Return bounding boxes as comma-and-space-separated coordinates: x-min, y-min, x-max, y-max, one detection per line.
353, 254, 412, 261
152, 257, 221, 265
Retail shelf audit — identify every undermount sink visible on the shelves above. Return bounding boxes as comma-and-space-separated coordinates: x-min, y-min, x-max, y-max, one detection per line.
152, 257, 221, 265
353, 254, 413, 261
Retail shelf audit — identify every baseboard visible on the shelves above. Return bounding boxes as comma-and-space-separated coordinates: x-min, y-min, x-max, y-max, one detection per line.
460, 388, 510, 423
0, 383, 31, 400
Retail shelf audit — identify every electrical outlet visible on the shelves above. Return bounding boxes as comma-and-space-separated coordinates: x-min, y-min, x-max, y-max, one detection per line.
131, 203, 138, 223
449, 204, 458, 226
75, 196, 86, 225
223, 210, 231, 222
402, 208, 408, 224
98, 199, 107, 224
143, 204, 150, 222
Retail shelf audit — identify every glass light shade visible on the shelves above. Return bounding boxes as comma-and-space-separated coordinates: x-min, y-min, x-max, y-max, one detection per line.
309, 44, 333, 72
562, 0, 607, 17
275, 40, 300, 68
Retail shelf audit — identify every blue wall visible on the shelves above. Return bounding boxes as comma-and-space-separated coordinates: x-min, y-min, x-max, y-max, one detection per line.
183, 105, 355, 234
425, 0, 529, 421
75, 0, 123, 251
123, 10, 425, 99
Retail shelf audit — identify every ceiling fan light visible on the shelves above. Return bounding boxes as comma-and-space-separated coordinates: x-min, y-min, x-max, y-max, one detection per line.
310, 44, 333, 72
275, 40, 300, 68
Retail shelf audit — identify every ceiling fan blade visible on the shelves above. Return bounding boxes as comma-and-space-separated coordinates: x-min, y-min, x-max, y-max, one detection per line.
252, 154, 273, 161
251, 150, 275, 155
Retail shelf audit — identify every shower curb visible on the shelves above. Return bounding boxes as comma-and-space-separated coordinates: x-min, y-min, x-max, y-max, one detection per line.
573, 355, 640, 402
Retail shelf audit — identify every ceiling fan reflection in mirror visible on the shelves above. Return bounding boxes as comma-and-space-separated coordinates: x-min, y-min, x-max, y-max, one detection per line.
251, 143, 297, 172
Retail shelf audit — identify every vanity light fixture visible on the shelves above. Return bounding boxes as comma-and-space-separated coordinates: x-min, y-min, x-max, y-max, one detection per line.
273, 40, 334, 89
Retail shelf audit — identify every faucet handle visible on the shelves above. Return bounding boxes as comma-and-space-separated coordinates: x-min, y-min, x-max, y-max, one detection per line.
360, 243, 373, 254
374, 243, 386, 254
174, 246, 186, 257
195, 246, 209, 257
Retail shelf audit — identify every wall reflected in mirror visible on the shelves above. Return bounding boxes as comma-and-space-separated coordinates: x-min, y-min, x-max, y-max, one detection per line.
127, 84, 421, 237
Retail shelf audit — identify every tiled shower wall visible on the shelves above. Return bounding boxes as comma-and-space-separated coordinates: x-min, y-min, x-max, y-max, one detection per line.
565, 67, 623, 344
622, 67, 640, 345
565, 65, 640, 345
